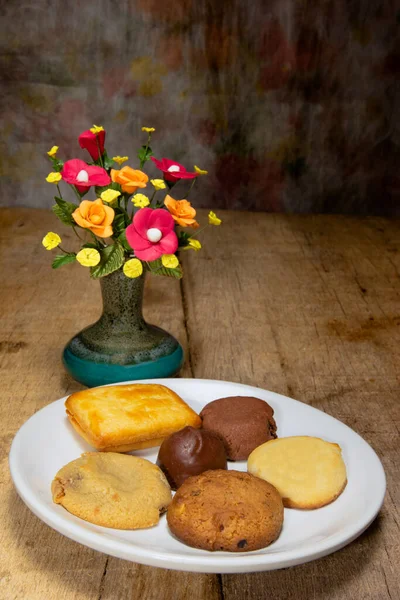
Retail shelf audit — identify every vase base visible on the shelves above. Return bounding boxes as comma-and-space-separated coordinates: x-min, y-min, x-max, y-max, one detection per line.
63, 344, 184, 388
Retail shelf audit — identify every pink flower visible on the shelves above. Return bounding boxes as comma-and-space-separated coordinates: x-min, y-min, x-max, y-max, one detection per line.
126, 208, 178, 261
78, 129, 106, 161
61, 159, 111, 193
151, 157, 198, 182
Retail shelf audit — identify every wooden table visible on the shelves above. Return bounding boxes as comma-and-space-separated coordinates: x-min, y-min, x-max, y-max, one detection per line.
1, 208, 399, 600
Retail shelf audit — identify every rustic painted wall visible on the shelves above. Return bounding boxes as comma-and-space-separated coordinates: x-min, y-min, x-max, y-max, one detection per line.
0, 0, 399, 215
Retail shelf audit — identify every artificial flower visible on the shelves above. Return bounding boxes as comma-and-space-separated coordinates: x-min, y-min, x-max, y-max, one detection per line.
76, 248, 101, 267
142, 127, 155, 133
90, 124, 105, 134
111, 166, 148, 194
42, 232, 61, 250
79, 128, 105, 161
61, 159, 111, 194
194, 165, 208, 175
208, 210, 222, 226
164, 195, 199, 228
46, 172, 62, 184
151, 157, 198, 182
132, 193, 150, 208
123, 258, 143, 278
150, 179, 166, 190
101, 189, 121, 204
126, 207, 178, 261
161, 254, 179, 269
47, 146, 59, 158
72, 198, 114, 238
183, 238, 202, 251
112, 156, 129, 165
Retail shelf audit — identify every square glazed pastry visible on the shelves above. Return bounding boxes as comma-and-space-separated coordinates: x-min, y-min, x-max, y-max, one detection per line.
65, 383, 201, 452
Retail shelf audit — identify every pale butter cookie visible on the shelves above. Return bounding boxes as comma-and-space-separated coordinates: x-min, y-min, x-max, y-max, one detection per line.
52, 452, 172, 529
248, 436, 347, 509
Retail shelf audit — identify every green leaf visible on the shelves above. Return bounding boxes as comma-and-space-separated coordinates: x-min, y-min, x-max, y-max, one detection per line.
112, 212, 127, 236
51, 253, 76, 269
147, 258, 183, 279
52, 197, 78, 226
50, 157, 64, 172
90, 243, 124, 278
137, 145, 153, 164
118, 230, 131, 252
177, 230, 190, 247
94, 182, 122, 197
102, 152, 115, 170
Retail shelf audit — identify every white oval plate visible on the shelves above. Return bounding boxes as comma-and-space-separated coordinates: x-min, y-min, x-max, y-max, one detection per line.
9, 379, 386, 573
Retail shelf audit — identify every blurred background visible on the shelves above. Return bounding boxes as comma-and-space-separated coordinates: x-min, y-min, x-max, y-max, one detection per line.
0, 0, 399, 215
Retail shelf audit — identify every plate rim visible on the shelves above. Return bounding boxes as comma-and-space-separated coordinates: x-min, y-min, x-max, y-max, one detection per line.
9, 378, 387, 573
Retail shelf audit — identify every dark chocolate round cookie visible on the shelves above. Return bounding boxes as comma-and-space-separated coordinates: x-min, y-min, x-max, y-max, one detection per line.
157, 426, 227, 490
200, 396, 277, 460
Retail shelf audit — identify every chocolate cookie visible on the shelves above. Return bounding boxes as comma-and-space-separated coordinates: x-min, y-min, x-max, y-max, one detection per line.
200, 396, 277, 460
157, 426, 227, 490
167, 470, 283, 552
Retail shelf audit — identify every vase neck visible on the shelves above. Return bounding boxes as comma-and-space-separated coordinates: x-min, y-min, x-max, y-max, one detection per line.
99, 269, 145, 327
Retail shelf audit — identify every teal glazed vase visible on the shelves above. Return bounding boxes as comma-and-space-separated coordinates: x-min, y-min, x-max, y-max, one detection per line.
63, 270, 184, 387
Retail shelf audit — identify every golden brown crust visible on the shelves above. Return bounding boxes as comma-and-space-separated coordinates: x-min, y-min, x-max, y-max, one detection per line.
248, 436, 348, 510
52, 452, 172, 529
167, 470, 284, 552
65, 383, 201, 452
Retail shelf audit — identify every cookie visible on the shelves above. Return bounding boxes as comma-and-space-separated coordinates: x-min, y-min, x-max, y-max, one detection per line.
200, 396, 277, 460
52, 452, 172, 529
248, 436, 347, 509
65, 383, 201, 452
157, 426, 227, 490
167, 470, 283, 552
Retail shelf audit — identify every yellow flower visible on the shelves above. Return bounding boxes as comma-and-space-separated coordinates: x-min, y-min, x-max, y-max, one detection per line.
208, 210, 222, 226
142, 127, 155, 133
42, 232, 61, 250
123, 258, 143, 278
183, 238, 202, 251
132, 193, 150, 208
76, 248, 101, 267
161, 254, 179, 269
101, 189, 121, 204
47, 146, 59, 157
194, 165, 208, 175
150, 179, 166, 190
46, 172, 62, 184
112, 156, 129, 165
90, 124, 104, 134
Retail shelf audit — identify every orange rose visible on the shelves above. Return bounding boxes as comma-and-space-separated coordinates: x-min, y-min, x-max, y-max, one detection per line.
72, 199, 114, 238
164, 195, 199, 228
110, 166, 148, 194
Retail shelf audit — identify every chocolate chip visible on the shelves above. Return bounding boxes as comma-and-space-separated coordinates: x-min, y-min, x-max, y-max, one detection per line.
237, 539, 247, 548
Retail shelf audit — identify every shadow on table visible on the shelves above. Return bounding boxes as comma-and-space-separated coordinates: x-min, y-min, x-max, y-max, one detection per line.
7, 487, 385, 600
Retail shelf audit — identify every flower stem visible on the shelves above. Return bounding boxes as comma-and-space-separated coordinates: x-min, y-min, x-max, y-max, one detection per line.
56, 184, 63, 199
72, 226, 84, 241
188, 224, 209, 239
72, 186, 82, 202
186, 178, 197, 199
96, 137, 104, 168
139, 133, 152, 169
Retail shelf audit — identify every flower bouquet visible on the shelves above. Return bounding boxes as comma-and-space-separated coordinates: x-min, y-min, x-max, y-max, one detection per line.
43, 125, 221, 280
43, 125, 221, 387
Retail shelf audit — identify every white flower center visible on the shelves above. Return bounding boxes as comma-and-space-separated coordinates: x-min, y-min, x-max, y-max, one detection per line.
76, 169, 89, 182
167, 165, 180, 173
147, 228, 162, 243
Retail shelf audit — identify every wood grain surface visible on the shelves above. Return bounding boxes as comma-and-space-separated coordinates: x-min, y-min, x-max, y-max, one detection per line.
1, 208, 399, 600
